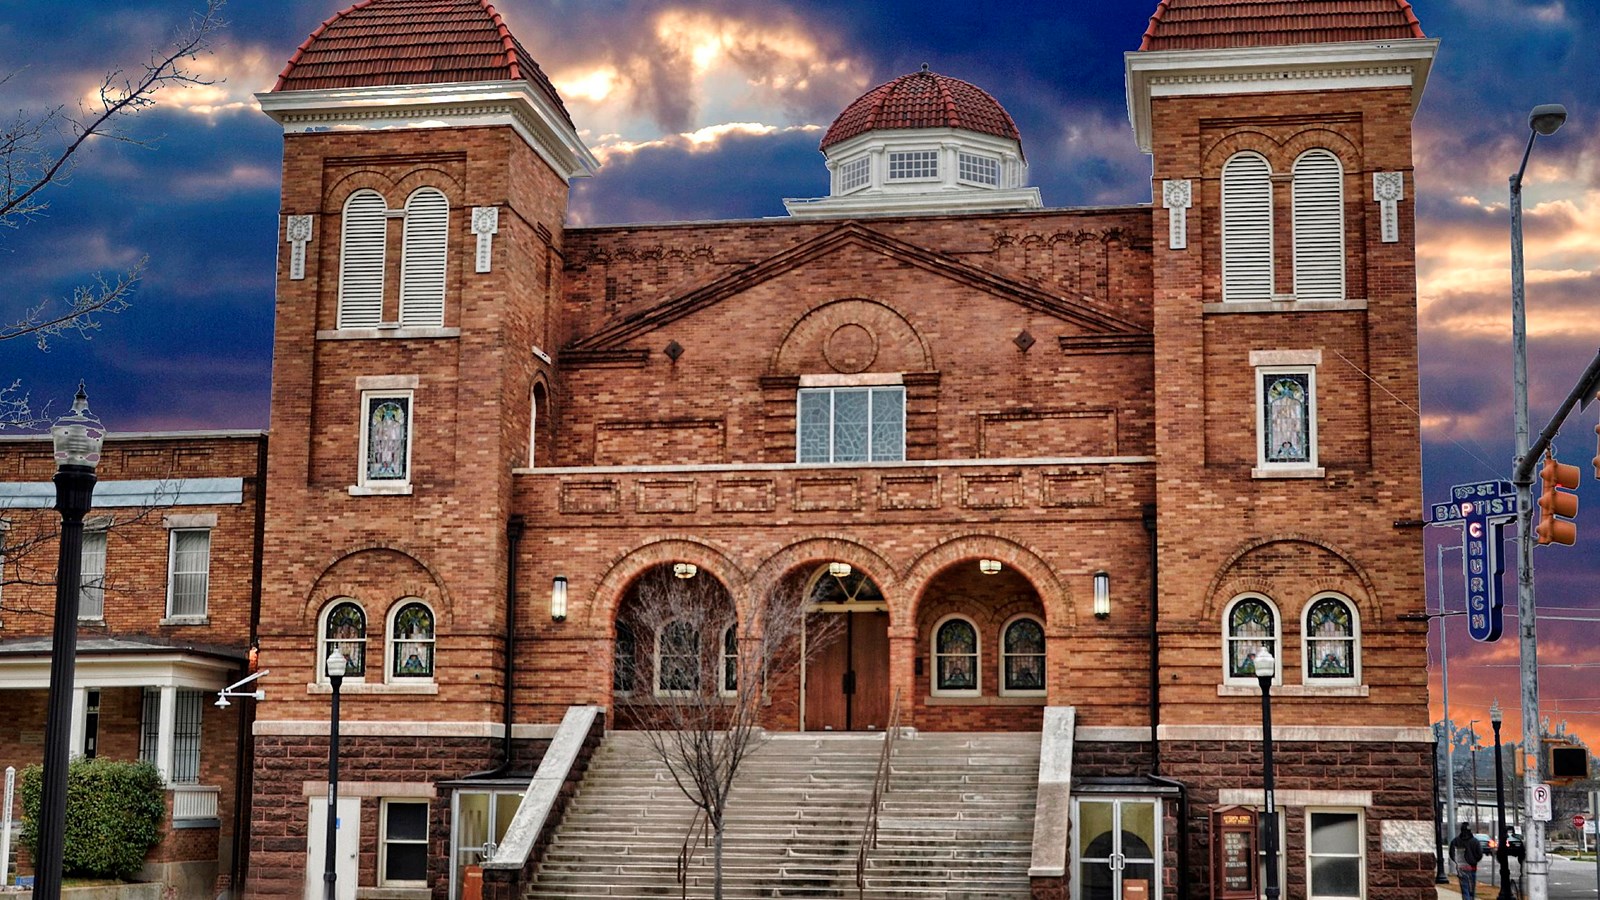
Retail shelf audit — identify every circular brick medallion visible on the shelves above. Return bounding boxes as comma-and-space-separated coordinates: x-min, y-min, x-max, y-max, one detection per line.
824, 323, 877, 373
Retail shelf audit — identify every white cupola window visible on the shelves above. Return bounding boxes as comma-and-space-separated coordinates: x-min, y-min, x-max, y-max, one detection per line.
1221, 152, 1274, 303
337, 189, 388, 328
399, 187, 449, 327
1292, 149, 1345, 301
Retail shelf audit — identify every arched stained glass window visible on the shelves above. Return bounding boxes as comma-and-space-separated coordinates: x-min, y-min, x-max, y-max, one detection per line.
324, 601, 367, 678
1001, 616, 1045, 695
1226, 597, 1278, 680
933, 617, 979, 693
390, 601, 435, 679
1305, 596, 1356, 679
657, 620, 700, 695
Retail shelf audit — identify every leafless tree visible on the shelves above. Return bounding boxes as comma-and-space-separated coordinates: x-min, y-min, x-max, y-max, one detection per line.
615, 567, 839, 899
1, 0, 226, 429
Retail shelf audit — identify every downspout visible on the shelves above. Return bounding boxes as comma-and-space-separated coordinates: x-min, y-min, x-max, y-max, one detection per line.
1149, 775, 1188, 900
230, 433, 268, 898
468, 515, 525, 778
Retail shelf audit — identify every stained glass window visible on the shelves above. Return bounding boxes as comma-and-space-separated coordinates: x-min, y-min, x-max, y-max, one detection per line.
324, 601, 367, 677
1306, 596, 1356, 679
614, 623, 636, 694
365, 394, 411, 483
1002, 617, 1046, 693
797, 386, 905, 464
1262, 373, 1311, 465
934, 618, 978, 692
658, 620, 700, 694
722, 625, 738, 694
390, 601, 435, 679
1226, 597, 1277, 680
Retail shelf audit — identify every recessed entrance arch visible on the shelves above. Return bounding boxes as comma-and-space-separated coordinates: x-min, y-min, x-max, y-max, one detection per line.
802, 565, 890, 731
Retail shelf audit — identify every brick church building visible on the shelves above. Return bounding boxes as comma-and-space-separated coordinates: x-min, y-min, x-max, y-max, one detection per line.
0, 0, 1443, 897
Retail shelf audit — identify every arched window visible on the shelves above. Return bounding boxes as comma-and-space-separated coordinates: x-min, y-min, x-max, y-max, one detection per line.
337, 190, 387, 328
529, 382, 548, 468
1000, 615, 1046, 696
1223, 595, 1279, 684
1221, 152, 1273, 303
722, 624, 739, 696
399, 187, 449, 327
388, 601, 435, 680
932, 616, 979, 695
656, 620, 700, 695
613, 623, 636, 694
1292, 149, 1345, 301
322, 600, 368, 680
1303, 594, 1358, 682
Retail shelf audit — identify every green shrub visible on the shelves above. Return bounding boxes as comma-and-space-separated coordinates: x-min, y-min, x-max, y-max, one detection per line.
20, 757, 167, 880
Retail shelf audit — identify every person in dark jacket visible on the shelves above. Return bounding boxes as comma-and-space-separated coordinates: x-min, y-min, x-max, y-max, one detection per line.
1449, 823, 1485, 899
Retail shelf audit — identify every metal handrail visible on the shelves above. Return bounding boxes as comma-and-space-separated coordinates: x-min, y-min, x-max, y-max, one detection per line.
856, 689, 903, 897
678, 804, 710, 900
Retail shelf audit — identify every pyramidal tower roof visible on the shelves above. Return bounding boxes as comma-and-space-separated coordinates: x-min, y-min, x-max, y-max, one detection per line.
1139, 0, 1425, 51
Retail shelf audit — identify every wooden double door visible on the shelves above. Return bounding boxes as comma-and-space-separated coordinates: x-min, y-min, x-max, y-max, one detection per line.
804, 610, 890, 731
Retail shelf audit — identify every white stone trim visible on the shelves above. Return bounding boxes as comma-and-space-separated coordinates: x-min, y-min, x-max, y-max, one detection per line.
798, 373, 904, 388
317, 327, 461, 341
1157, 724, 1434, 743
1075, 726, 1153, 742
1217, 683, 1369, 697
785, 185, 1042, 218
471, 206, 500, 273
355, 375, 421, 390
0, 653, 235, 691
1124, 40, 1440, 153
255, 720, 563, 739
302, 781, 435, 798
1374, 171, 1405, 243
163, 513, 218, 529
515, 455, 1155, 476
285, 215, 313, 280
256, 81, 599, 182
0, 478, 244, 510
305, 682, 438, 696
1249, 349, 1323, 367
1203, 299, 1368, 315
1381, 820, 1437, 853
1162, 178, 1192, 250
1218, 788, 1372, 808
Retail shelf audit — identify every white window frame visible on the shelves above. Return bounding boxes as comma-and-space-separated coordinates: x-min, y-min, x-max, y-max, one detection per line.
1301, 593, 1361, 686
957, 151, 1001, 187
1292, 148, 1346, 302
998, 614, 1046, 697
930, 614, 980, 697
655, 619, 701, 697
358, 389, 415, 491
1221, 151, 1274, 303
79, 527, 108, 621
721, 623, 739, 697
1221, 594, 1281, 687
387, 599, 437, 683
1254, 361, 1320, 477
1305, 808, 1365, 900
337, 189, 388, 329
795, 384, 906, 464
886, 148, 940, 182
165, 528, 211, 621
838, 154, 872, 194
379, 798, 430, 888
320, 599, 369, 684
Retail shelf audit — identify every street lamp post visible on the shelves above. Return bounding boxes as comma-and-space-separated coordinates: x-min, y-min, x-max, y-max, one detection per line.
1469, 721, 1480, 830
1491, 701, 1514, 900
1510, 100, 1567, 900
35, 387, 104, 900
323, 650, 347, 900
1255, 649, 1280, 900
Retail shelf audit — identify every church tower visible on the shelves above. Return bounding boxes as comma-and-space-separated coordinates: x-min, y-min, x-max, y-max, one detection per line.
249, 1, 594, 891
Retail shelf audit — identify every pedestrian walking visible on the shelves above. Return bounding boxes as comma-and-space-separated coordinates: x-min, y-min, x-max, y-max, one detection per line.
1449, 823, 1484, 900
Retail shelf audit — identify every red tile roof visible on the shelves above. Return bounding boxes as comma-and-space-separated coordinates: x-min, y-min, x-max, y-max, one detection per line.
820, 67, 1022, 151
273, 0, 570, 126
1139, 0, 1425, 51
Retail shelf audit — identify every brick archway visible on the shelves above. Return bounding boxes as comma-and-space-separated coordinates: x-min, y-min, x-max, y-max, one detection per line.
749, 535, 902, 619
585, 537, 749, 629
300, 543, 452, 627
901, 533, 1070, 634
1199, 534, 1380, 623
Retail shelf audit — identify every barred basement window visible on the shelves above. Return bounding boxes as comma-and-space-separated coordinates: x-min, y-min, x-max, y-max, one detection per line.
399, 187, 449, 327
139, 688, 203, 783
166, 529, 211, 618
1222, 152, 1273, 302
1292, 149, 1345, 301
839, 155, 871, 193
337, 189, 387, 328
958, 152, 1000, 186
887, 150, 938, 181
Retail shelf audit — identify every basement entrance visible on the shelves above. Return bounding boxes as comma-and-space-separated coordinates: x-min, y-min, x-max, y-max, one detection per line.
802, 565, 890, 731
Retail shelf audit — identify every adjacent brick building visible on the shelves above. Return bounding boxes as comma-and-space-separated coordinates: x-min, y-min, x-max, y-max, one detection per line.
3, 0, 1445, 897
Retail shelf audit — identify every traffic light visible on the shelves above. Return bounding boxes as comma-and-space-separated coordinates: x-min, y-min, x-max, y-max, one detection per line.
1537, 451, 1580, 546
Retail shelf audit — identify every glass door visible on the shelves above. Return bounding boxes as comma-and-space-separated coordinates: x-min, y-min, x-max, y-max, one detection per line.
450, 789, 526, 900
1074, 798, 1161, 900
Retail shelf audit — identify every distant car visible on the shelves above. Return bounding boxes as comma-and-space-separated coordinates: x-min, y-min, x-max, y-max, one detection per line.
1478, 831, 1526, 859
1475, 832, 1493, 854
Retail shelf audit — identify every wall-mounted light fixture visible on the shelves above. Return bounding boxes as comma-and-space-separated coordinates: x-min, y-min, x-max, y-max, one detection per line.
1093, 571, 1111, 619
551, 575, 568, 621
828, 561, 852, 579
673, 562, 698, 579
978, 559, 1002, 575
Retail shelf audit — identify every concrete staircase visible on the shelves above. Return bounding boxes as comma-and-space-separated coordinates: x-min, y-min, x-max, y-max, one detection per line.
523, 730, 1038, 899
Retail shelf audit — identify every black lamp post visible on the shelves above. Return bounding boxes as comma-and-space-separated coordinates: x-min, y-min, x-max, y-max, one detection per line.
1255, 649, 1280, 900
35, 386, 103, 900
1491, 700, 1513, 900
323, 649, 347, 900
1432, 723, 1449, 883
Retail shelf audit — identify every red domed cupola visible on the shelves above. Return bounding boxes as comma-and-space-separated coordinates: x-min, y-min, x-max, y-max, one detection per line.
820, 65, 1022, 153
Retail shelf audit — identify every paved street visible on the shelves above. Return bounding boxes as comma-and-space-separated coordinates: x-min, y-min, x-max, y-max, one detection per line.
1436, 856, 1598, 899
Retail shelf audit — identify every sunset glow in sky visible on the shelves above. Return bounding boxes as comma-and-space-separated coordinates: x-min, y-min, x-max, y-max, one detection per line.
3, 0, 1599, 751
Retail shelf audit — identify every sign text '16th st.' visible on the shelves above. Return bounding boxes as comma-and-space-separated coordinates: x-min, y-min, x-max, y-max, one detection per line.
1431, 480, 1515, 642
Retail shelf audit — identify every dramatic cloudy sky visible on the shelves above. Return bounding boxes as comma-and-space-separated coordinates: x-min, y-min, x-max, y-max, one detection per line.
3, 1, 1599, 751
